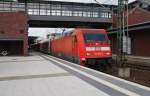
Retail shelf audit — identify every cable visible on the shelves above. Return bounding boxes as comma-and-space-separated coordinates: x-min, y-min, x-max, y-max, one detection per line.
94, 0, 107, 8
94, 0, 115, 5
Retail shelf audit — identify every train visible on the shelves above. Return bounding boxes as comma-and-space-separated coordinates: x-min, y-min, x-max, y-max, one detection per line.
32, 28, 112, 69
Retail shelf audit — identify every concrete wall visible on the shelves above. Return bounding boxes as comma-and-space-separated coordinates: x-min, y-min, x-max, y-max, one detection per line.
0, 12, 28, 55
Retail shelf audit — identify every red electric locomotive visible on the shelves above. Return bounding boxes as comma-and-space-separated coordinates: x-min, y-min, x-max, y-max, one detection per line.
51, 28, 112, 68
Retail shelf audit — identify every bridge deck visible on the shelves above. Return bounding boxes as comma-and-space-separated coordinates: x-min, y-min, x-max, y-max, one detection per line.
0, 1, 112, 28
0, 53, 149, 96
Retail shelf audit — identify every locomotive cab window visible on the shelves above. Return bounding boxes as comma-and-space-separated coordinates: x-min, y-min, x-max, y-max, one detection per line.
84, 33, 107, 43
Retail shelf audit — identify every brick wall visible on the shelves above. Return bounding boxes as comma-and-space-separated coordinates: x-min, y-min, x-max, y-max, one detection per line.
127, 7, 150, 25
130, 29, 150, 57
0, 12, 28, 55
112, 7, 150, 27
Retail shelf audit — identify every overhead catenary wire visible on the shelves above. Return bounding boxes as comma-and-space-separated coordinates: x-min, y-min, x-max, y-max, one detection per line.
94, 0, 109, 8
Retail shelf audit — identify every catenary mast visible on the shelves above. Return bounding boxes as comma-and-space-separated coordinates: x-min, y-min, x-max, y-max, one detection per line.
117, 0, 128, 67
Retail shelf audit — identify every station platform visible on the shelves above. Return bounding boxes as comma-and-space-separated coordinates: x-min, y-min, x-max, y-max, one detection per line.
0, 53, 150, 96
113, 54, 150, 67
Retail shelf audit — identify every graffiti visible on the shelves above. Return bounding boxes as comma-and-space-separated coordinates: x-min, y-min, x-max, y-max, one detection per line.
0, 51, 8, 56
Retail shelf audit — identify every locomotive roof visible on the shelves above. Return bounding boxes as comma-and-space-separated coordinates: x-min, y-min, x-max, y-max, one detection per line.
63, 29, 74, 36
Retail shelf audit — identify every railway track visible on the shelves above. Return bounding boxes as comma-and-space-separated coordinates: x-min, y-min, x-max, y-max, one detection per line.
39, 52, 150, 87
126, 62, 150, 71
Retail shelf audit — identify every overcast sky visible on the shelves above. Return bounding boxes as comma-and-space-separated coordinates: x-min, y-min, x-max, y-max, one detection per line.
29, 0, 136, 38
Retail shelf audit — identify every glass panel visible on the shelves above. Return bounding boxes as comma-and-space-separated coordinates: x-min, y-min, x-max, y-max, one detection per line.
84, 33, 107, 43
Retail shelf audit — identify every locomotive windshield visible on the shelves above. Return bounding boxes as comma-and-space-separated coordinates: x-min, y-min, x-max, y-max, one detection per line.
84, 33, 107, 43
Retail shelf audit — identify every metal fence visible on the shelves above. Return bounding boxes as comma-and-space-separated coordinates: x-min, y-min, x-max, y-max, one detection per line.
0, 1, 112, 19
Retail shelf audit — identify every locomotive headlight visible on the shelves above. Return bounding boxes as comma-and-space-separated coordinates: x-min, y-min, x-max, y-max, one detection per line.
81, 58, 86, 60
101, 47, 110, 51
86, 53, 90, 56
106, 52, 111, 55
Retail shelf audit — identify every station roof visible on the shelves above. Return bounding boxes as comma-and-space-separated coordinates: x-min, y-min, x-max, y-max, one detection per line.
16, 0, 116, 8
108, 21, 150, 34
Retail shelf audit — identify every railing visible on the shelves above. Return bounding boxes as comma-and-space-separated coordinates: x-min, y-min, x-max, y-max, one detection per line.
0, 1, 112, 19
0, 2, 25, 12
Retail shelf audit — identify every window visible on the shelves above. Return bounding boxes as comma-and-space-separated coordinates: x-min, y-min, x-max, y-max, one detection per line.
93, 12, 98, 17
108, 13, 112, 18
51, 4, 61, 10
83, 12, 91, 17
83, 12, 87, 17
62, 11, 72, 16
52, 10, 61, 16
84, 33, 107, 43
40, 9, 47, 15
101, 12, 109, 18
73, 11, 82, 17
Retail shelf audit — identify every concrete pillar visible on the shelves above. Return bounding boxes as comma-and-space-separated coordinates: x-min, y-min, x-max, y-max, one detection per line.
118, 67, 130, 78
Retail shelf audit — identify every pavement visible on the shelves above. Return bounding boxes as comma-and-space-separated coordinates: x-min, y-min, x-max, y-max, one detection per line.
0, 53, 150, 96
0, 53, 108, 96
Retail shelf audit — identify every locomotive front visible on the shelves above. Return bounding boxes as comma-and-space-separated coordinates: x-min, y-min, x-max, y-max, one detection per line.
78, 29, 112, 68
